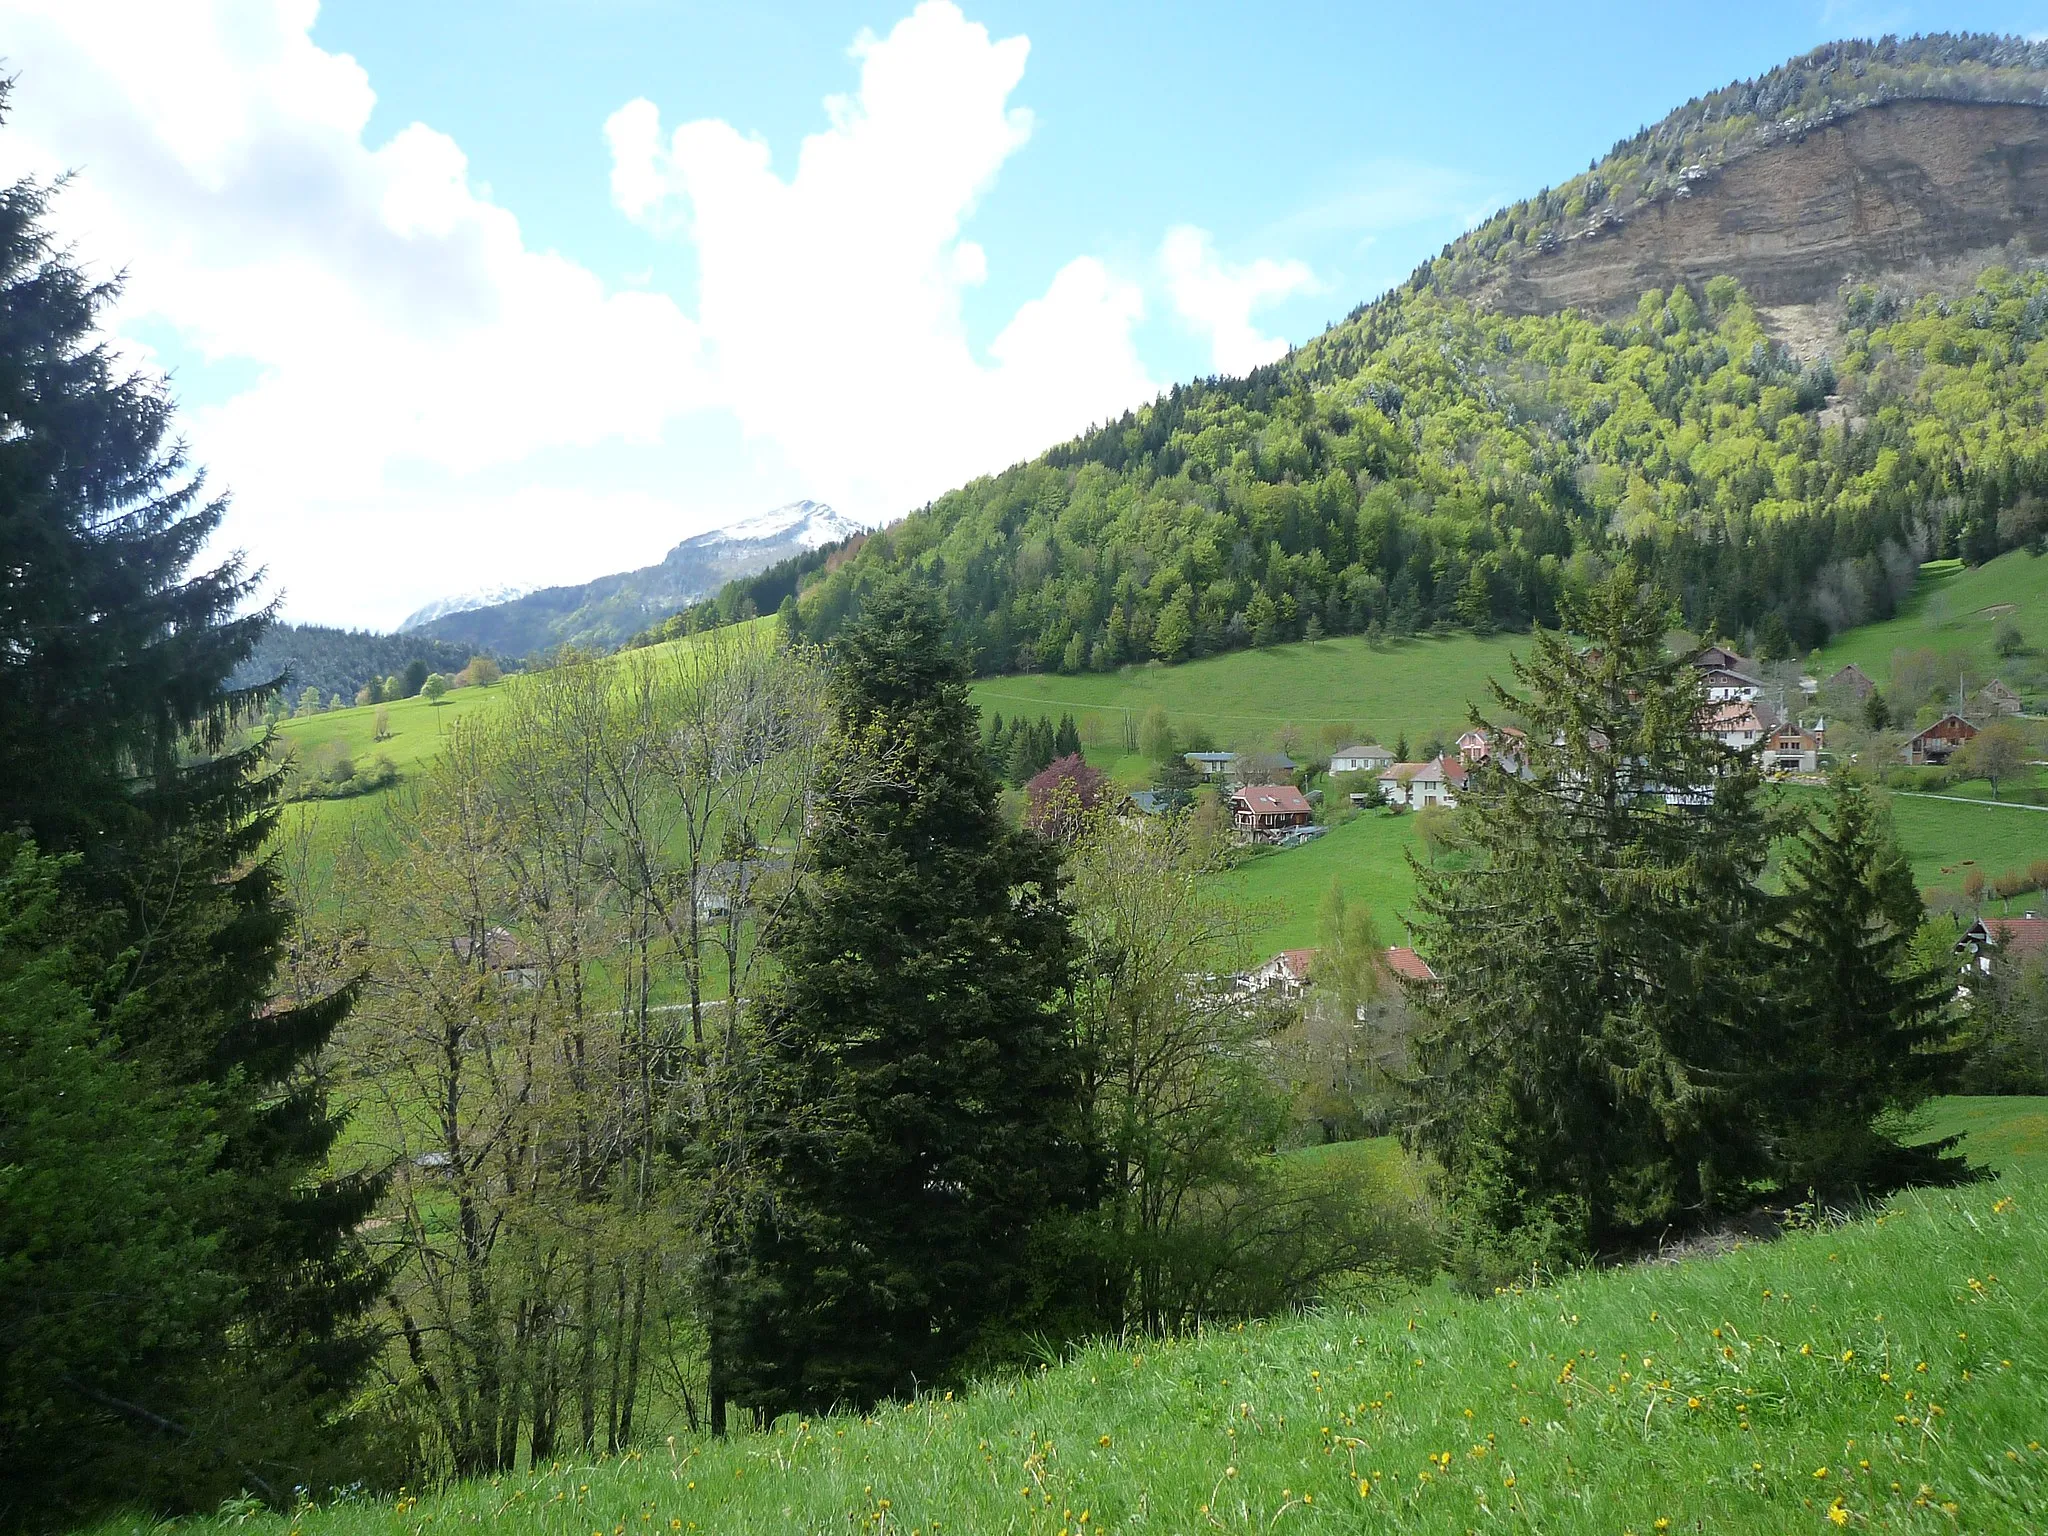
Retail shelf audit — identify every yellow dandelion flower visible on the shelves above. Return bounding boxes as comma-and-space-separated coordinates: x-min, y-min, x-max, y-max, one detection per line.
1357, 1479, 1371, 1497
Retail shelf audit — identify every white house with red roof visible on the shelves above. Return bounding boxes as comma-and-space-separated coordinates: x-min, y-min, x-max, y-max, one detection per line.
1377, 755, 1467, 809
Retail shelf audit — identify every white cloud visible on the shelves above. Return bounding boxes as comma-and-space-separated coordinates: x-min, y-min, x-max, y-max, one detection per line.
604, 0, 1156, 519
0, 0, 1323, 627
0, 0, 715, 625
1160, 226, 1315, 376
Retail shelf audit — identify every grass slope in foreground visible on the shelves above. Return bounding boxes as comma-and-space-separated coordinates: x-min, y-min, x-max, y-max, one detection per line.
125, 1102, 2048, 1536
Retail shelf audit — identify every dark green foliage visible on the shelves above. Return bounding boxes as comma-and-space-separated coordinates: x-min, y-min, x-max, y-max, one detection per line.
0, 118, 383, 1517
1055, 712, 1082, 759
1406, 567, 1782, 1271
400, 657, 429, 697
1765, 778, 1971, 1194
0, 847, 229, 1520
733, 577, 1088, 1417
1960, 953, 2048, 1094
230, 623, 470, 706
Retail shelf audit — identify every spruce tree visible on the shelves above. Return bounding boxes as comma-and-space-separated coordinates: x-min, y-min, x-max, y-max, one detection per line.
733, 577, 1087, 1418
1767, 777, 1971, 1194
1406, 566, 1781, 1273
0, 121, 382, 1512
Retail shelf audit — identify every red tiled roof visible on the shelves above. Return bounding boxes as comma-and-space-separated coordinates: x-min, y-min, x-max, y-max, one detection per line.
1990, 916, 2048, 961
1279, 947, 1317, 980
1383, 946, 1436, 982
1233, 784, 1311, 815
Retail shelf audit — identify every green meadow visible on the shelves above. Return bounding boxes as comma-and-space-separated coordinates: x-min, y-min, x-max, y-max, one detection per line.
102, 1099, 2048, 1536
970, 630, 1528, 761
1808, 548, 2047, 694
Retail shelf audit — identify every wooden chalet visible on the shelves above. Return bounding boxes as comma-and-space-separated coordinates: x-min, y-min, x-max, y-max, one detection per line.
1904, 713, 1977, 766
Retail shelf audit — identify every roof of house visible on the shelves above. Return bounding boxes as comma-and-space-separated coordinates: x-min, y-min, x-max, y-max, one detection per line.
1825, 663, 1877, 694
1233, 784, 1312, 816
1185, 750, 1236, 764
1694, 645, 1752, 670
1383, 946, 1436, 982
1331, 742, 1393, 760
1706, 701, 1766, 732
1126, 789, 1170, 815
1770, 726, 1819, 747
1989, 916, 2048, 961
1260, 948, 1317, 982
1378, 755, 1467, 785
1979, 679, 2022, 701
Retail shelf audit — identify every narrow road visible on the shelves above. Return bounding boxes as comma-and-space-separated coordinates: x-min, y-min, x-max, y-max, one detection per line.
1892, 791, 2048, 813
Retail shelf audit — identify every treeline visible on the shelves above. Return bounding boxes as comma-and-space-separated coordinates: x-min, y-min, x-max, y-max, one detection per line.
231, 621, 474, 704
787, 265, 2048, 674
982, 710, 1080, 785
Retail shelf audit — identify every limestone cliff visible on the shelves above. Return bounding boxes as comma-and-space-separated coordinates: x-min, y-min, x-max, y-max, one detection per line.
1468, 99, 2048, 328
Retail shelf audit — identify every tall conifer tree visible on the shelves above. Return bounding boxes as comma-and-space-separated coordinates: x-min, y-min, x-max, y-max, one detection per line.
1767, 777, 1969, 1194
1406, 566, 1782, 1270
0, 109, 383, 1513
732, 577, 1087, 1418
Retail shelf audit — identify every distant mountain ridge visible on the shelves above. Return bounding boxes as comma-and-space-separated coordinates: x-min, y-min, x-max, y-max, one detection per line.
400, 583, 534, 631
406, 501, 864, 657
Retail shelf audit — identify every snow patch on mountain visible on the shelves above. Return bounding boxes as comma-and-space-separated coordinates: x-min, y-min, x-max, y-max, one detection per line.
400, 584, 534, 632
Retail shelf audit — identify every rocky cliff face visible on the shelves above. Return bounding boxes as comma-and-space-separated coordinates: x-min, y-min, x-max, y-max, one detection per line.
1473, 100, 2048, 323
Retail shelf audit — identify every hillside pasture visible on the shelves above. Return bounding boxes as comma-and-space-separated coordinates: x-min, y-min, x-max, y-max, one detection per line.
1808, 549, 2046, 701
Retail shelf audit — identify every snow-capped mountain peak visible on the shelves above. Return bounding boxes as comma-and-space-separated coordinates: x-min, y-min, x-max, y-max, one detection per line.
400, 583, 534, 632
696, 499, 865, 549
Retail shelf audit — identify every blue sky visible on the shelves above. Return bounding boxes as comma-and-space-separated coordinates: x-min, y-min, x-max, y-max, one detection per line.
4, 0, 2045, 626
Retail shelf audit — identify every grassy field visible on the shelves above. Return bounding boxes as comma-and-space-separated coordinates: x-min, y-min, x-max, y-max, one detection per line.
1807, 549, 2047, 695
972, 630, 1528, 761
111, 1098, 2048, 1536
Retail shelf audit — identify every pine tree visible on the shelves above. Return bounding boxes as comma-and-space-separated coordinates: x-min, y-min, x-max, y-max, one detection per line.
1767, 777, 1971, 1194
0, 125, 382, 1512
1406, 566, 1782, 1274
1055, 711, 1082, 758
732, 577, 1088, 1418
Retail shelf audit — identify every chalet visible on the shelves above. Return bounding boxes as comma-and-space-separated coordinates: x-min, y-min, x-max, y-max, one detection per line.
1904, 713, 1978, 766
1231, 783, 1314, 839
1245, 947, 1317, 997
1824, 664, 1877, 702
1705, 700, 1770, 750
1765, 725, 1821, 774
1330, 742, 1395, 775
1184, 750, 1237, 779
1972, 679, 2024, 718
1700, 666, 1765, 703
1954, 914, 2048, 996
1377, 754, 1467, 810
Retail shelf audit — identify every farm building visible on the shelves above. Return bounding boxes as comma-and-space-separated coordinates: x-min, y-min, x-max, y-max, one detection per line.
1824, 664, 1877, 701
1971, 679, 2023, 718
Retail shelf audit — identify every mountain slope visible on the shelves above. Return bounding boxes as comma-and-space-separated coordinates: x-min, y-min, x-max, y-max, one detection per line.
788, 34, 2048, 676
409, 501, 863, 657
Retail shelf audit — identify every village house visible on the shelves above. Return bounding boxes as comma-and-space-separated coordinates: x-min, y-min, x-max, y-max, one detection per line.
451, 926, 541, 989
1764, 724, 1821, 774
1971, 679, 2024, 718
1903, 713, 1978, 766
1954, 914, 2047, 997
1329, 742, 1395, 775
1244, 947, 1316, 997
1230, 783, 1314, 839
1377, 754, 1467, 809
1383, 946, 1436, 983
1455, 725, 1527, 769
1693, 644, 1752, 673
1184, 750, 1236, 779
1699, 666, 1765, 703
1824, 663, 1877, 701
1704, 699, 1774, 750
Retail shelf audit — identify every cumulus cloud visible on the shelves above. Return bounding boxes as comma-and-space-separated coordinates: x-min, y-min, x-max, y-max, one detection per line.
604, 1, 1156, 519
0, 0, 1316, 627
0, 0, 711, 625
1160, 226, 1314, 376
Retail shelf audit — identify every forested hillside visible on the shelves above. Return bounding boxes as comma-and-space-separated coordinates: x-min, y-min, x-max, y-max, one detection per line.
792, 266, 2048, 670
231, 622, 473, 703
769, 35, 2048, 674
